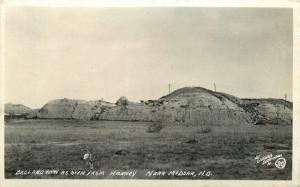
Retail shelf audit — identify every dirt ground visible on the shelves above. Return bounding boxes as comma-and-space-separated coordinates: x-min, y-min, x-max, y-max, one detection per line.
5, 119, 292, 179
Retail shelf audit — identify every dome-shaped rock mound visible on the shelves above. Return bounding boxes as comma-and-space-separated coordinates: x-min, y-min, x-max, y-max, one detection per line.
159, 87, 252, 125
37, 98, 86, 119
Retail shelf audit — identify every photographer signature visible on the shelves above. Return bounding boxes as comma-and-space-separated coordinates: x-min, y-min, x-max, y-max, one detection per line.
255, 153, 286, 169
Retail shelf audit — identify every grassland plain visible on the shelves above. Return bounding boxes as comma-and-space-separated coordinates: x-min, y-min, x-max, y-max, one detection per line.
5, 119, 292, 179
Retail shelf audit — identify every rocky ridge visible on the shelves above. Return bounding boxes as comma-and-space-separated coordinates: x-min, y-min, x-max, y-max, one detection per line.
5, 87, 293, 125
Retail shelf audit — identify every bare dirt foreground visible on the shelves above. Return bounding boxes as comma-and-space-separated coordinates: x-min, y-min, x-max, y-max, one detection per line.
5, 119, 292, 179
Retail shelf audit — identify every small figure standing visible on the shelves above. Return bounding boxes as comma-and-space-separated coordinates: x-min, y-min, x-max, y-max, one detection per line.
83, 150, 95, 170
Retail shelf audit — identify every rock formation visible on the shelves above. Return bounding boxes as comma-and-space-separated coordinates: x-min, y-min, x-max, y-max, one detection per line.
157, 87, 252, 125
241, 99, 292, 125
4, 103, 36, 119
72, 100, 114, 120
37, 98, 86, 119
6, 86, 293, 125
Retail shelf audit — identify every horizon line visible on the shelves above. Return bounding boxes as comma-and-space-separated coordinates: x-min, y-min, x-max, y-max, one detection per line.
4, 86, 293, 109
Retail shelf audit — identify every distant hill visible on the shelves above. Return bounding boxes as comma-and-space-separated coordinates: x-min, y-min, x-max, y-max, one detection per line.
4, 103, 36, 119
5, 103, 33, 114
5, 86, 293, 125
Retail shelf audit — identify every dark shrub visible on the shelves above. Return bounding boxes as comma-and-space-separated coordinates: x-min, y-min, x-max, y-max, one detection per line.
147, 121, 163, 133
196, 126, 212, 134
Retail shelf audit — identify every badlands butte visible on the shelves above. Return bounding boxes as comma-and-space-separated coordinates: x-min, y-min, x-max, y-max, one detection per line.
5, 87, 293, 125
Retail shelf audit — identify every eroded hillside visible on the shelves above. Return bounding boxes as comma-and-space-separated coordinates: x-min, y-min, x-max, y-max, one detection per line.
5, 87, 293, 125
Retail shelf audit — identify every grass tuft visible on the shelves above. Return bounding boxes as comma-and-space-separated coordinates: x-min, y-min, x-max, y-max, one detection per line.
147, 121, 163, 133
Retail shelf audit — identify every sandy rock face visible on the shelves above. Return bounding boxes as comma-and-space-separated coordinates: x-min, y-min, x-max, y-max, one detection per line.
158, 87, 252, 125
72, 100, 114, 120
37, 98, 86, 119
241, 99, 292, 125
99, 103, 155, 121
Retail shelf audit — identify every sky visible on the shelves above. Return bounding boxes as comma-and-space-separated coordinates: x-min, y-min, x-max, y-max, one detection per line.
4, 7, 293, 108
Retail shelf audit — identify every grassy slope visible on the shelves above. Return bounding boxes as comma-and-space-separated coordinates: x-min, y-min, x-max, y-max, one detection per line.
5, 119, 292, 179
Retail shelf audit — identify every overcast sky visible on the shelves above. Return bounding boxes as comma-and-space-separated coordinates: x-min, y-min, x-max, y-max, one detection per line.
5, 7, 293, 108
